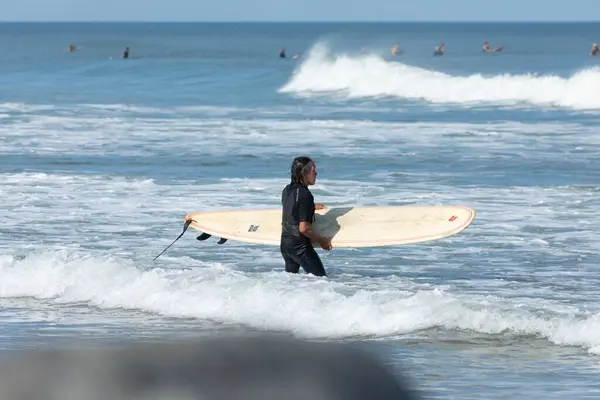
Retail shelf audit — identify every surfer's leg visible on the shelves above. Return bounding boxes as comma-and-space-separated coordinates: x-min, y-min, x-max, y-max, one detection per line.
299, 246, 326, 277
281, 242, 300, 273
284, 256, 300, 273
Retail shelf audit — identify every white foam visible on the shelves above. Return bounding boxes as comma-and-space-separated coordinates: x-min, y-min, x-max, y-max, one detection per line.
1, 251, 600, 353
280, 43, 600, 110
1, 165, 599, 354
0, 102, 57, 113
3, 108, 598, 158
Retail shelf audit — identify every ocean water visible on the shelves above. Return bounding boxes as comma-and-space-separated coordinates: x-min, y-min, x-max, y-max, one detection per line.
2, 21, 600, 398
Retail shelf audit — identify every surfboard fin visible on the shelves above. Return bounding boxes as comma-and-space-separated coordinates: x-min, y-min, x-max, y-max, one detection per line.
217, 238, 228, 245
196, 233, 212, 241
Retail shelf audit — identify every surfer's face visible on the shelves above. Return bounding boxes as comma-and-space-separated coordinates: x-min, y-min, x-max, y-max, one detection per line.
304, 162, 317, 186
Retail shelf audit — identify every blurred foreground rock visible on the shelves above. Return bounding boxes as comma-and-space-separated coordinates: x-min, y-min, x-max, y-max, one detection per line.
0, 332, 419, 400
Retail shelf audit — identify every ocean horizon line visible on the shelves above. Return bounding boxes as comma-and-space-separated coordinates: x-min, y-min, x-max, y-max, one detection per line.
1, 19, 600, 24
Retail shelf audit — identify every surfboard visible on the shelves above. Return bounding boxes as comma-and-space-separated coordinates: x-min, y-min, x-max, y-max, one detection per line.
183, 205, 475, 248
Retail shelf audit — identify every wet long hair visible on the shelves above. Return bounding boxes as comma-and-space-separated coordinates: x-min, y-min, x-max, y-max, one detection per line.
290, 156, 313, 186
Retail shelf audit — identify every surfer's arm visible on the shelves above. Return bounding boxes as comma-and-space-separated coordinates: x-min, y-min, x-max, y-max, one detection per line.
299, 221, 320, 240
298, 198, 323, 240
299, 222, 331, 250
297, 191, 332, 249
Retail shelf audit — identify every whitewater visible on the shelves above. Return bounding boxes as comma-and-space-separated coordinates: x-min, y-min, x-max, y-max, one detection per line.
281, 43, 600, 110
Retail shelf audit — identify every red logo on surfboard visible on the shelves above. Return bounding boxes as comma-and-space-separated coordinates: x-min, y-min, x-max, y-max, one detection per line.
448, 215, 458, 222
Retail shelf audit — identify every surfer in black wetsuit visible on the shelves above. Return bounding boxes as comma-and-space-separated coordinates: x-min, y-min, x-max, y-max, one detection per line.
280, 156, 332, 277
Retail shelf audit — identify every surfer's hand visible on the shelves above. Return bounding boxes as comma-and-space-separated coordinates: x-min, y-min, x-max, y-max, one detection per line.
319, 237, 332, 251
315, 204, 327, 210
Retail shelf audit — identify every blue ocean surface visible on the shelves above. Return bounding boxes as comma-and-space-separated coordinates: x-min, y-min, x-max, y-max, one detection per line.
2, 22, 600, 399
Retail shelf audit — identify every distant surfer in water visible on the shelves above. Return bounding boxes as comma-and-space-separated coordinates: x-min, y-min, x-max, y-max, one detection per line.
483, 41, 503, 52
434, 43, 445, 56
279, 48, 286, 58
122, 47, 129, 59
280, 156, 332, 277
591, 43, 599, 56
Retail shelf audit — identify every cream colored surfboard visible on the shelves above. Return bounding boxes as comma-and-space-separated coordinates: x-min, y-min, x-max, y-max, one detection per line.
184, 205, 475, 248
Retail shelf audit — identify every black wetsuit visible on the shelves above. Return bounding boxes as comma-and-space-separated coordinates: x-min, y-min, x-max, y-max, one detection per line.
280, 182, 326, 277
